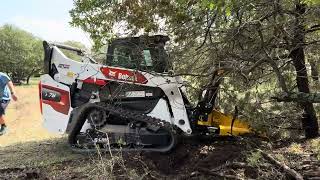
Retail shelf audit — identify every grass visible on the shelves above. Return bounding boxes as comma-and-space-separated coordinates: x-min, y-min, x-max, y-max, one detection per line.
288, 143, 304, 154
0, 81, 143, 179
308, 138, 320, 160
18, 77, 40, 86
246, 151, 262, 167
0, 78, 80, 169
0, 138, 84, 169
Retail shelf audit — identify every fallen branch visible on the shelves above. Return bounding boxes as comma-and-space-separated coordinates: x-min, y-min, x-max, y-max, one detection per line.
227, 162, 257, 169
258, 149, 303, 180
272, 92, 320, 103
211, 161, 258, 172
263, 125, 303, 130
197, 167, 242, 180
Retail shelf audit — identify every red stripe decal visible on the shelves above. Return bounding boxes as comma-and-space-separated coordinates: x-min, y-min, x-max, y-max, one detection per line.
83, 77, 108, 86
100, 67, 148, 84
41, 85, 70, 115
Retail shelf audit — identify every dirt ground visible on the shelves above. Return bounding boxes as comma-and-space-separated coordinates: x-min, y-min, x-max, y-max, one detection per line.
0, 82, 58, 147
0, 83, 319, 179
1, 137, 319, 180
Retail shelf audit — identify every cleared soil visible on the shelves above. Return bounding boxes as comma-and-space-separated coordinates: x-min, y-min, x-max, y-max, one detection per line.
0, 83, 319, 179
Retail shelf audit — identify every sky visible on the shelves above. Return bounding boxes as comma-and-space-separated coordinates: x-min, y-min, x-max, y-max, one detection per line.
0, 0, 92, 47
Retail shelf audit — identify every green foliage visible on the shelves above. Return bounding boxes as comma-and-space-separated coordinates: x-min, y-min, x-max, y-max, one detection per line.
60, 40, 87, 62
304, 0, 320, 6
0, 24, 43, 83
69, 0, 230, 48
63, 40, 87, 49
247, 151, 262, 167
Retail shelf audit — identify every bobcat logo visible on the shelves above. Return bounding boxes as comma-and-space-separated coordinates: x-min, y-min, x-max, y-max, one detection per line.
109, 70, 116, 77
118, 73, 136, 81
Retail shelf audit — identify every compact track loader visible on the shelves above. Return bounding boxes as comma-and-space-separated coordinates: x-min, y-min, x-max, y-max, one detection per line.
39, 35, 252, 153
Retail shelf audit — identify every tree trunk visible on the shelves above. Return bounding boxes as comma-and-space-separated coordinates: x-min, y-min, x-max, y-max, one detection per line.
26, 69, 38, 85
26, 72, 33, 85
26, 76, 31, 85
290, 3, 319, 138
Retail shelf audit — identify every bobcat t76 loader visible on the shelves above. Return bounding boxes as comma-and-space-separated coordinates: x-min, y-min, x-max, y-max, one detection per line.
39, 35, 252, 153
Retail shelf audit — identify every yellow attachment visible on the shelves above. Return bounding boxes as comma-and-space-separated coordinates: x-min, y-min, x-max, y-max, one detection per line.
197, 109, 252, 136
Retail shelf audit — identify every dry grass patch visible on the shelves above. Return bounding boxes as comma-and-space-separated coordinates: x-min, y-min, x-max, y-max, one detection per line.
288, 143, 304, 154
307, 138, 320, 160
0, 83, 58, 147
0, 138, 84, 169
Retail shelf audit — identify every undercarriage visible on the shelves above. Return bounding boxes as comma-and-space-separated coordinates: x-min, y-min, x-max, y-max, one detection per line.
67, 103, 178, 153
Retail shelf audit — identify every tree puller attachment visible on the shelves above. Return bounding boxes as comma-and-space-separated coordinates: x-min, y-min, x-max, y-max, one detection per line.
39, 35, 253, 153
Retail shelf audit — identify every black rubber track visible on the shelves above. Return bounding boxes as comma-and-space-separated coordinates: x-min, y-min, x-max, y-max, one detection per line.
68, 102, 178, 153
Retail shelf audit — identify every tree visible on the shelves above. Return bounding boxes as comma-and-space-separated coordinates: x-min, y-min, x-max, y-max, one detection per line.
0, 24, 43, 84
70, 0, 320, 138
288, 2, 319, 138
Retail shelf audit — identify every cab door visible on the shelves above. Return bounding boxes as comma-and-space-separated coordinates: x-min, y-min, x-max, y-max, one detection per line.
39, 74, 72, 134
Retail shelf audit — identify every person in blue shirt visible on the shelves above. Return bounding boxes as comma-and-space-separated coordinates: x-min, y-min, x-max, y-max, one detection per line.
0, 72, 18, 135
